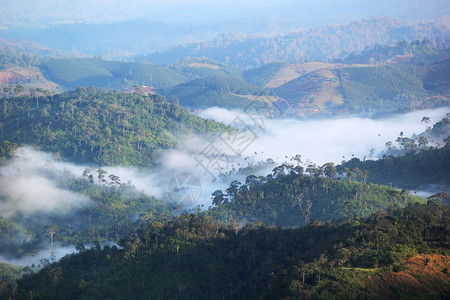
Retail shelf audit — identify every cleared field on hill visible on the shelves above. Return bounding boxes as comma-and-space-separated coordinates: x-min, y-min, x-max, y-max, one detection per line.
0, 67, 59, 94
188, 62, 221, 69
266, 67, 300, 88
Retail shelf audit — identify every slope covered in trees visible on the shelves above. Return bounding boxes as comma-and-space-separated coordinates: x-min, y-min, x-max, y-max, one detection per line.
339, 144, 450, 190
205, 165, 425, 227
5, 201, 449, 299
0, 90, 227, 166
0, 176, 172, 260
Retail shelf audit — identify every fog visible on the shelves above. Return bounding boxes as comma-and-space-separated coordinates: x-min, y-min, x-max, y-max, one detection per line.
199, 106, 449, 166
0, 107, 448, 266
0, 147, 89, 217
0, 247, 76, 267
1, 107, 447, 216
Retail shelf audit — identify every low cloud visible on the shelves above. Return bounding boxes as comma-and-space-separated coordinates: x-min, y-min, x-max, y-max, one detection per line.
0, 147, 89, 217
199, 106, 449, 165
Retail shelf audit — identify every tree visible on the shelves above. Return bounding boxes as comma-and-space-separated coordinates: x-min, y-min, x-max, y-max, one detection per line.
427, 192, 448, 203
344, 167, 353, 182
418, 136, 428, 150
421, 116, 431, 136
315, 254, 328, 282
14, 84, 25, 95
302, 209, 311, 224
43, 225, 59, 248
322, 162, 336, 180
76, 243, 85, 252
108, 174, 121, 186
82, 168, 91, 178
97, 169, 108, 183
293, 154, 302, 165
232, 218, 240, 236
226, 180, 241, 198
212, 190, 227, 206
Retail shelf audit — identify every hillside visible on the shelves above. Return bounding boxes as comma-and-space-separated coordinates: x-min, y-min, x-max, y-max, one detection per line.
205, 166, 425, 227
274, 51, 450, 115
0, 39, 447, 116
243, 62, 287, 86
6, 202, 449, 299
338, 145, 450, 191
0, 175, 172, 260
159, 76, 266, 109
0, 67, 59, 97
0, 90, 227, 166
38, 57, 245, 91
138, 17, 450, 68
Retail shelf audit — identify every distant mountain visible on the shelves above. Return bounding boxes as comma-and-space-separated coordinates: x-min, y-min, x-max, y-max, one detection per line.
272, 43, 450, 115
138, 17, 450, 68
1, 40, 448, 115
40, 58, 187, 90
38, 57, 244, 91
0, 18, 301, 58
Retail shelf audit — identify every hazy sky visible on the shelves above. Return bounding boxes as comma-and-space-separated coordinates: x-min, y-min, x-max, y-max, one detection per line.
0, 0, 448, 27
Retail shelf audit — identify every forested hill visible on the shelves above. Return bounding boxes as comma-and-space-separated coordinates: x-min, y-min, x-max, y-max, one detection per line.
7, 201, 449, 299
338, 144, 450, 190
205, 166, 425, 227
0, 89, 227, 166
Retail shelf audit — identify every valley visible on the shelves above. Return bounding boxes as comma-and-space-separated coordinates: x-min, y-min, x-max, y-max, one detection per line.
0, 3, 449, 299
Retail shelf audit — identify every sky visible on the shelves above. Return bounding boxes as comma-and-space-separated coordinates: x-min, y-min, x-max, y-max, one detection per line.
0, 0, 448, 28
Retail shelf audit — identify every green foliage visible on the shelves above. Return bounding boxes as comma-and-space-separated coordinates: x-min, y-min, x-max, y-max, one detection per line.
41, 58, 121, 88
205, 167, 425, 227
0, 91, 227, 166
10, 202, 450, 299
0, 141, 18, 166
339, 64, 428, 106
111, 62, 186, 88
39, 57, 243, 91
0, 176, 172, 259
339, 146, 450, 189
338, 38, 446, 65
160, 76, 265, 109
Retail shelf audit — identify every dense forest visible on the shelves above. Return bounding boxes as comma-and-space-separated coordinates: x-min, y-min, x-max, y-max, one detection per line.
0, 90, 227, 166
2, 201, 448, 299
205, 165, 425, 227
0, 167, 173, 259
339, 143, 450, 190
0, 12, 449, 299
338, 117, 450, 190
